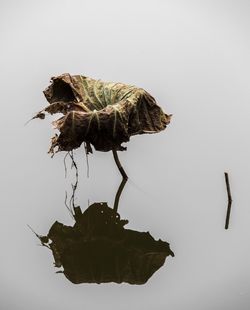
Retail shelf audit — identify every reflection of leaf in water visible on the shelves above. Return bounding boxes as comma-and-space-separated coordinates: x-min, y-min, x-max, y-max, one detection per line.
42, 203, 174, 285
34, 73, 171, 155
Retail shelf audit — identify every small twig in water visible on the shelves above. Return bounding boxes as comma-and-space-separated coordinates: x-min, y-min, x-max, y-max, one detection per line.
224, 172, 233, 230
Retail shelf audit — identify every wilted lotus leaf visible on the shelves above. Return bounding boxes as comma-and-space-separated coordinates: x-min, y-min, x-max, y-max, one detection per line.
44, 202, 174, 284
36, 73, 171, 154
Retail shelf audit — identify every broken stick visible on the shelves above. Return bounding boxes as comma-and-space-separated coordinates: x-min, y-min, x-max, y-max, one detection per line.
224, 172, 232, 229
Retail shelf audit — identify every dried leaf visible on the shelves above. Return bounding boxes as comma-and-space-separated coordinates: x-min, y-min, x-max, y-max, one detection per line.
37, 73, 171, 153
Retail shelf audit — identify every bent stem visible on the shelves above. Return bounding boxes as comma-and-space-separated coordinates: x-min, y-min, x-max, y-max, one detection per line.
224, 172, 232, 229
112, 150, 128, 212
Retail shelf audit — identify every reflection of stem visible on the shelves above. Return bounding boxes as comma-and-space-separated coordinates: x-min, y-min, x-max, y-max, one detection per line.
69, 150, 78, 211
112, 150, 128, 212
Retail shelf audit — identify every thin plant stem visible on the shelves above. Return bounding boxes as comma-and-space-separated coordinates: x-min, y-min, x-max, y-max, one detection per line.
84, 142, 90, 178
112, 150, 128, 212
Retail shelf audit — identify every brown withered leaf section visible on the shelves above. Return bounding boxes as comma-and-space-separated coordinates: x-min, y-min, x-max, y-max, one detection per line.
44, 202, 174, 284
35, 73, 171, 154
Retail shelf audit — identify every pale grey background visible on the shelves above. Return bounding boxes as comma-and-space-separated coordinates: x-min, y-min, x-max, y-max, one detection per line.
1, 0, 250, 309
